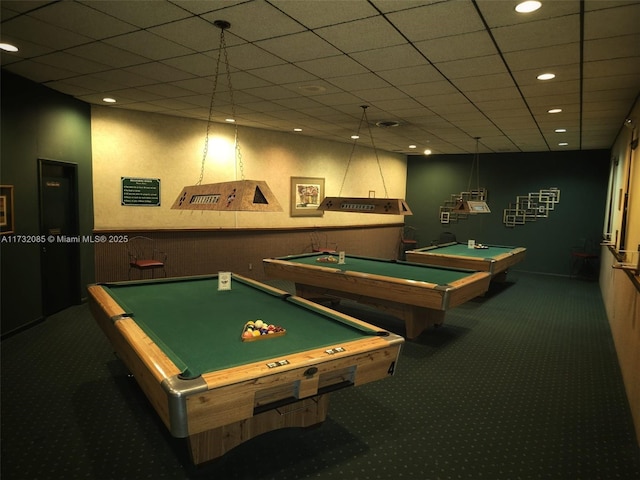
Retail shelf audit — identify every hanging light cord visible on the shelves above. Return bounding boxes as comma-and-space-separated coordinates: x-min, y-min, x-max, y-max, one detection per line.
364, 107, 390, 198
198, 21, 243, 185
466, 137, 481, 194
338, 105, 389, 198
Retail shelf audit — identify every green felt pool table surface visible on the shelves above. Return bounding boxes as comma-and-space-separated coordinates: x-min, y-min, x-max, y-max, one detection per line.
100, 275, 382, 378
276, 253, 476, 284
411, 243, 520, 258
405, 243, 527, 276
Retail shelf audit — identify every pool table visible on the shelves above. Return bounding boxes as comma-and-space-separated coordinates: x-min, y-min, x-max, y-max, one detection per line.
263, 253, 491, 339
406, 242, 526, 281
87, 274, 403, 465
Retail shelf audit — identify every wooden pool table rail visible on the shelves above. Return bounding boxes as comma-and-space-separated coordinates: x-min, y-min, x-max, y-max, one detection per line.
406, 244, 527, 276
263, 258, 490, 339
87, 276, 403, 465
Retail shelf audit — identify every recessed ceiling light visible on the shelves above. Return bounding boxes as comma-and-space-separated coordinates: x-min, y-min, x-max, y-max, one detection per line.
102, 97, 116, 103
293, 128, 302, 132
225, 118, 235, 123
423, 149, 432, 155
548, 108, 562, 114
408, 145, 416, 149
537, 73, 555, 80
558, 142, 569, 146
515, 1, 541, 13
351, 135, 359, 140
0, 43, 18, 52
555, 128, 567, 133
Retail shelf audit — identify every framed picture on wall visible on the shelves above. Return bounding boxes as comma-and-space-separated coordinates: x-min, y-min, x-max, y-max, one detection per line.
290, 177, 324, 217
0, 185, 15, 235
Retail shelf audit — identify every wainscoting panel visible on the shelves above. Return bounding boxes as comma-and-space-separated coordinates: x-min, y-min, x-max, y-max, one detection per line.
94, 225, 404, 283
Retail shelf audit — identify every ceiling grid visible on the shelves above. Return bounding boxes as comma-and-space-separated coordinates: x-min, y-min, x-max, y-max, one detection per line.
1, 0, 638, 154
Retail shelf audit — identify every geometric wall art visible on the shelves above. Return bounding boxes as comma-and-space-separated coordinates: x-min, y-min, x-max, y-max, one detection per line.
503, 187, 560, 227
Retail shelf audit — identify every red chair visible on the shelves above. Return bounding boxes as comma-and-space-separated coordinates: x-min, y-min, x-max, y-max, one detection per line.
310, 231, 337, 254
570, 238, 599, 280
128, 236, 167, 279
399, 226, 418, 260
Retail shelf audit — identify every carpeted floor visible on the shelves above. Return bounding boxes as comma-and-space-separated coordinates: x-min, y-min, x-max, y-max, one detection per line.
2, 271, 639, 479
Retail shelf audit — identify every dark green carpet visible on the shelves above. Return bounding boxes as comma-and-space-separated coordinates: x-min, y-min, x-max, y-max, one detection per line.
2, 272, 639, 479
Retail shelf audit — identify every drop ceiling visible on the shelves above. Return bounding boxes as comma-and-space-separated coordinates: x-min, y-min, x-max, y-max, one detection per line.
1, 0, 639, 154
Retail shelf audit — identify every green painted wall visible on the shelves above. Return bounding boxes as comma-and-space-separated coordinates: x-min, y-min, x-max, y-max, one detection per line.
1, 72, 94, 335
405, 150, 610, 275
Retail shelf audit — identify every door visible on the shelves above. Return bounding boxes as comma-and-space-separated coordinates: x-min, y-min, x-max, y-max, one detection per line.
39, 159, 81, 316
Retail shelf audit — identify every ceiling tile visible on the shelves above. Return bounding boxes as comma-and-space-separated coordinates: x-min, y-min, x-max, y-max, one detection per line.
315, 17, 406, 53
503, 43, 580, 72
270, 0, 379, 29
68, 42, 151, 69
585, 3, 640, 39
376, 64, 442, 87
200, 1, 306, 42
584, 34, 640, 62
104, 30, 193, 60
2, 14, 94, 50
256, 31, 342, 62
415, 31, 496, 63
386, 2, 485, 42
80, 0, 192, 28
435, 55, 508, 79
149, 17, 228, 52
295, 55, 369, 78
350, 43, 428, 72
30, 1, 137, 39
2, 0, 638, 153
492, 16, 581, 52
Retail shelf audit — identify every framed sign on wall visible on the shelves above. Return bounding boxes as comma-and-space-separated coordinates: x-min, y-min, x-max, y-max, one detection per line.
0, 185, 15, 234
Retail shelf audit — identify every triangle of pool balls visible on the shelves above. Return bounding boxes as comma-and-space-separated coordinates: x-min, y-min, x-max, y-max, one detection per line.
241, 319, 286, 342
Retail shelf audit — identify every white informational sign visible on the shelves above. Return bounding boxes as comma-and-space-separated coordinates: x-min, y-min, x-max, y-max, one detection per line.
218, 272, 232, 291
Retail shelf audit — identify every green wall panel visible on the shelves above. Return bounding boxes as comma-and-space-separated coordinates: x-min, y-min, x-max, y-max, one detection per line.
405, 150, 610, 275
1, 72, 94, 335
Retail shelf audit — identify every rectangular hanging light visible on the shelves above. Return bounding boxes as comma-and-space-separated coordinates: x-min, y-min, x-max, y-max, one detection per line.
454, 200, 491, 214
317, 196, 412, 215
171, 180, 282, 212
315, 106, 412, 216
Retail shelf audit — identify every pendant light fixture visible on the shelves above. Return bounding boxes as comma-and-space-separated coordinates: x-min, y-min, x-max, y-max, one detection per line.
317, 106, 412, 215
454, 137, 490, 214
172, 20, 281, 212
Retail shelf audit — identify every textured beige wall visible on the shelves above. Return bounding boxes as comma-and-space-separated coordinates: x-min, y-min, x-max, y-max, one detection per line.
91, 106, 408, 229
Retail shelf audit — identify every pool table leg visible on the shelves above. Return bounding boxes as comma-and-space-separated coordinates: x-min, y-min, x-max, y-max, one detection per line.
492, 270, 508, 283
188, 394, 330, 465
391, 306, 446, 339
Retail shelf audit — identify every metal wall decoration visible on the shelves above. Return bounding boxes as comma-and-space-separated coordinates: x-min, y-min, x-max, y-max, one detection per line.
503, 187, 560, 227
439, 188, 487, 224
